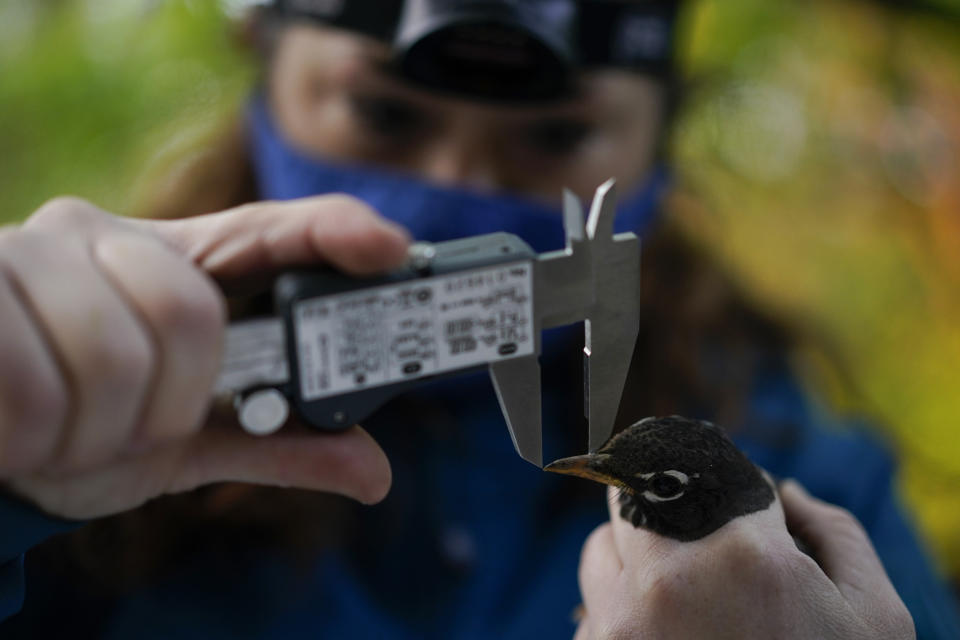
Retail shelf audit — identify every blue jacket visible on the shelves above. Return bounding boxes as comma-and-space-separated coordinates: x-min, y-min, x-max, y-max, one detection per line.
2, 359, 959, 639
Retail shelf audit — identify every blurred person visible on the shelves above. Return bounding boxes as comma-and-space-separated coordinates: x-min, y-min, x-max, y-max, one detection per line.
0, 1, 958, 638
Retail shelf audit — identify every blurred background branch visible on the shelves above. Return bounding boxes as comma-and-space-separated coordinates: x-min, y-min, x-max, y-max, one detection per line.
1, 0, 958, 579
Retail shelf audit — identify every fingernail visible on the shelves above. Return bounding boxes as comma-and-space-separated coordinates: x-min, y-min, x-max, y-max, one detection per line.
384, 220, 412, 244
781, 478, 808, 495
386, 231, 412, 266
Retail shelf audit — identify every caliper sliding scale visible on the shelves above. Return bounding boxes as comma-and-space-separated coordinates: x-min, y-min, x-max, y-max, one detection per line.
214, 179, 640, 467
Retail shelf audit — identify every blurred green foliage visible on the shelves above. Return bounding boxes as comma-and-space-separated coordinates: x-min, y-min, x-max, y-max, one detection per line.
1, 0, 959, 576
0, 0, 253, 221
676, 0, 960, 574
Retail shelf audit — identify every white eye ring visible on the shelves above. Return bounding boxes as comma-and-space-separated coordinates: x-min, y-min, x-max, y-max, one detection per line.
634, 470, 696, 484
642, 489, 684, 503
663, 470, 691, 485
637, 470, 696, 502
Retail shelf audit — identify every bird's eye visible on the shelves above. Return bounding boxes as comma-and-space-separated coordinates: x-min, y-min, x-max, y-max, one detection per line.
639, 470, 690, 503
650, 475, 682, 498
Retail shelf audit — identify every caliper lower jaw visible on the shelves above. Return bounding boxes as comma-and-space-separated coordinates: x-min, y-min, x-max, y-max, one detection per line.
487, 179, 641, 467
489, 355, 543, 467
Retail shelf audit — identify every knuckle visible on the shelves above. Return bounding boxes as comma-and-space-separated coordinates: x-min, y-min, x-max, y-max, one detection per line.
0, 227, 34, 256
825, 504, 858, 527
642, 571, 692, 621
822, 505, 867, 539
89, 326, 155, 389
580, 524, 609, 561
591, 617, 635, 640
895, 616, 916, 639
150, 277, 226, 343
314, 193, 383, 229
0, 228, 65, 260
716, 527, 767, 565
578, 524, 611, 582
884, 600, 915, 639
0, 356, 67, 471
0, 227, 18, 250
322, 192, 373, 214
27, 196, 101, 230
720, 533, 788, 587
742, 553, 790, 595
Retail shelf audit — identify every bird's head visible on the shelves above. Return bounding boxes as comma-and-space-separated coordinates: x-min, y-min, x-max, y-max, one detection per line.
545, 416, 774, 541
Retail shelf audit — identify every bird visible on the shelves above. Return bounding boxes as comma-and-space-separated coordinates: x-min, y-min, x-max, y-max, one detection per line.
545, 415, 775, 542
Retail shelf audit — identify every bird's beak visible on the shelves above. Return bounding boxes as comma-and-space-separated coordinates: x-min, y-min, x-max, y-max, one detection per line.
544, 454, 626, 489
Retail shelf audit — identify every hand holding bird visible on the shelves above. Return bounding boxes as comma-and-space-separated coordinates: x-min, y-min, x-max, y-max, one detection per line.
547, 416, 915, 640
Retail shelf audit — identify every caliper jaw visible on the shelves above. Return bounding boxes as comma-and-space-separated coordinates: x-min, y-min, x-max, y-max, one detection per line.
487, 179, 641, 467
489, 355, 542, 467
581, 181, 641, 453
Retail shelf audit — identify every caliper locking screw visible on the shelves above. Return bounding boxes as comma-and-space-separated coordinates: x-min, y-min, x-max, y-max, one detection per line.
407, 242, 436, 273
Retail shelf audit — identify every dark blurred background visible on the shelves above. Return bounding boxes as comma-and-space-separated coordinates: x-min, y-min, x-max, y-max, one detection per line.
1, 0, 958, 583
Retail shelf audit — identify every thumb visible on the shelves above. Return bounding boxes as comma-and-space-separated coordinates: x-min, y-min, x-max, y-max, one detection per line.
170, 420, 392, 505
780, 480, 898, 609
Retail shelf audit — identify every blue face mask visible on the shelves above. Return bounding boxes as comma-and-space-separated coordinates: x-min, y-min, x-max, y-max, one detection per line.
247, 98, 667, 254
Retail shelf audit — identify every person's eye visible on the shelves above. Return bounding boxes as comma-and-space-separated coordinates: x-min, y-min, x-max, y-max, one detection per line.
349, 94, 431, 139
523, 118, 592, 156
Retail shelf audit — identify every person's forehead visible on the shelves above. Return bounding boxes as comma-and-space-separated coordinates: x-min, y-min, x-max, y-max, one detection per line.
277, 23, 662, 117
268, 0, 678, 77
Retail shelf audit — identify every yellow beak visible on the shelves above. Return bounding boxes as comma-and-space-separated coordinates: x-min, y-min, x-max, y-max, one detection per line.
544, 454, 627, 489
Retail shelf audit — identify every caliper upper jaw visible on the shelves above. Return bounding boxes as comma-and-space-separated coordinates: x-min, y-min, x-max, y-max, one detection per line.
583, 180, 641, 452
540, 180, 641, 455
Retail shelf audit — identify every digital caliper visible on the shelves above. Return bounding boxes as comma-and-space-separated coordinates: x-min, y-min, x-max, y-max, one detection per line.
214, 180, 640, 467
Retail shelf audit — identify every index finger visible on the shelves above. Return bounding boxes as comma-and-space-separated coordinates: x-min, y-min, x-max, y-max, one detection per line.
779, 480, 899, 609
136, 195, 411, 279
26, 195, 412, 280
